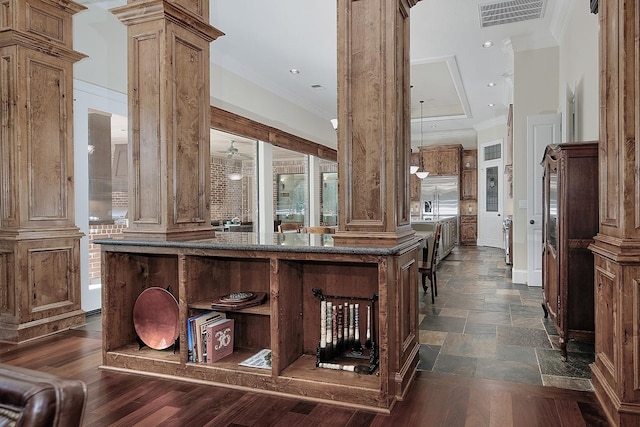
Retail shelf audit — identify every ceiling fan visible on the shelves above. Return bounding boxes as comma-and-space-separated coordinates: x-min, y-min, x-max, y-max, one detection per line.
218, 140, 253, 159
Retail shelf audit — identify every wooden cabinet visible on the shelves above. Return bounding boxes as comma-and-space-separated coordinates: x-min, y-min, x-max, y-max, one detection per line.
459, 215, 477, 245
97, 234, 421, 412
421, 145, 461, 176
438, 217, 457, 260
461, 170, 477, 200
461, 149, 477, 201
541, 142, 598, 360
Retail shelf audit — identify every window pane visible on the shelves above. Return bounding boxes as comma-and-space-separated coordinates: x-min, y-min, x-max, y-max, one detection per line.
486, 166, 498, 212
274, 147, 308, 228
484, 144, 501, 161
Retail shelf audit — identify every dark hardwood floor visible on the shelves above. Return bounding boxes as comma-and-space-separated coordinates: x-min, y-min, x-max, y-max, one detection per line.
0, 327, 608, 426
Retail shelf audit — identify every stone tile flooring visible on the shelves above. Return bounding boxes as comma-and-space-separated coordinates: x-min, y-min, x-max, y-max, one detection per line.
417, 245, 595, 391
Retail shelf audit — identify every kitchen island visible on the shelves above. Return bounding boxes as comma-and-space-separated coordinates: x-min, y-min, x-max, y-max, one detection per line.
410, 216, 458, 263
95, 232, 423, 412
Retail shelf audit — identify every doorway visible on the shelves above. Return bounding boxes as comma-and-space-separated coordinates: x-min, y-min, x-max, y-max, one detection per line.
526, 113, 561, 287
478, 140, 504, 248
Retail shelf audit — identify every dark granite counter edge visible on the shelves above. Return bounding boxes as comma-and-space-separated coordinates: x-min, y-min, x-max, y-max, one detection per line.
94, 235, 425, 256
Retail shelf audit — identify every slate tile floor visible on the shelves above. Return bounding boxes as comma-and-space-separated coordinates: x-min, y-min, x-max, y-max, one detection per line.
417, 245, 595, 392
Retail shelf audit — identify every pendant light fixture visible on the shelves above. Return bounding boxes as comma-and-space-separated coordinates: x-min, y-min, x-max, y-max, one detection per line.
415, 100, 429, 180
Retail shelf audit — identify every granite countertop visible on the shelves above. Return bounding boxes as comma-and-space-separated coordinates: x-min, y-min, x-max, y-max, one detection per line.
94, 231, 426, 256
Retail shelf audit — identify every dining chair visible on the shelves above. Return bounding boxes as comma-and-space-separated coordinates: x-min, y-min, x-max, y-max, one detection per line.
278, 223, 301, 233
418, 222, 442, 304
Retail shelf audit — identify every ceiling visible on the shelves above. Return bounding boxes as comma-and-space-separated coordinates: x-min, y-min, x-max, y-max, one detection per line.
105, 0, 572, 156
208, 0, 569, 150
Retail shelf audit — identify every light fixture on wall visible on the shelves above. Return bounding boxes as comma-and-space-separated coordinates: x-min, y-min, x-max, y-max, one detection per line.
330, 118, 338, 130
415, 101, 429, 179
228, 172, 242, 181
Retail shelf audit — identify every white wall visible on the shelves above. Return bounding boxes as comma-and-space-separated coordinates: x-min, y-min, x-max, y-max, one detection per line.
557, 2, 600, 142
72, 3, 334, 149
512, 47, 559, 282
73, 3, 127, 94
210, 64, 336, 148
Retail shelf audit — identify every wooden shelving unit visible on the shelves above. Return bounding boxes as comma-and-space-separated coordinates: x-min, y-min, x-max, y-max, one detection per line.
97, 236, 421, 412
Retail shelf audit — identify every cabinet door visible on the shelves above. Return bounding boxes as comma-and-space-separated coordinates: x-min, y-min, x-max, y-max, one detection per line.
460, 216, 477, 245
422, 149, 438, 175
461, 170, 477, 200
438, 147, 460, 175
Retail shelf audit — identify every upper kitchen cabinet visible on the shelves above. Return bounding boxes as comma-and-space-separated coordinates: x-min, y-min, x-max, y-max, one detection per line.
421, 145, 462, 176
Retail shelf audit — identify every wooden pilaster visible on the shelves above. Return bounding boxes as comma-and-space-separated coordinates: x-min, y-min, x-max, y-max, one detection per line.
111, 0, 223, 240
334, 0, 420, 248
0, 0, 87, 342
589, 1, 640, 425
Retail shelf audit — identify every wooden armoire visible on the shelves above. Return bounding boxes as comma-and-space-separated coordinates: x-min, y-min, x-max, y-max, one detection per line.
541, 142, 598, 361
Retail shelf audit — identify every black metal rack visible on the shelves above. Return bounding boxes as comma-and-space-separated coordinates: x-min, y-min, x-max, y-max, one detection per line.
312, 288, 379, 375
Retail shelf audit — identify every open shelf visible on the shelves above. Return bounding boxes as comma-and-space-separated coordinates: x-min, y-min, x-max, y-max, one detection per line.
281, 353, 378, 388
189, 298, 270, 316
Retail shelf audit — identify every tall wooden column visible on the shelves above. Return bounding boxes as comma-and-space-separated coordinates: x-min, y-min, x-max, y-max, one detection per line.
0, 0, 87, 342
334, 0, 422, 403
589, 1, 640, 425
112, 0, 223, 241
334, 0, 419, 248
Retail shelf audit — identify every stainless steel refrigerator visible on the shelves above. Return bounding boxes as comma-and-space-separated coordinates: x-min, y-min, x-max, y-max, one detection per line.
421, 176, 459, 219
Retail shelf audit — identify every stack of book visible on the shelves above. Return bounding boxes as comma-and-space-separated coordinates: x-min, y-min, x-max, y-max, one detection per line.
187, 311, 234, 363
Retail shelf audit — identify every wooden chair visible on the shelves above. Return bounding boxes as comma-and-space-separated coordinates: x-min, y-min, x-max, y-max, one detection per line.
278, 223, 301, 233
301, 226, 333, 234
418, 222, 442, 304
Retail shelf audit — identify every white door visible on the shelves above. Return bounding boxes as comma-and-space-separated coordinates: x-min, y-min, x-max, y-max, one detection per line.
527, 114, 561, 286
478, 140, 504, 248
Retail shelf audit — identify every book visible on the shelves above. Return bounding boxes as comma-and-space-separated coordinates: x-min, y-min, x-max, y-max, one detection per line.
187, 312, 210, 362
239, 349, 272, 369
205, 318, 234, 363
191, 310, 226, 363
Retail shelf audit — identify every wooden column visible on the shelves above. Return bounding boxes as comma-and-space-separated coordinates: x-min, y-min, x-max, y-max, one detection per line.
333, 0, 422, 403
589, 1, 640, 425
0, 0, 87, 342
112, 0, 223, 240
334, 0, 420, 248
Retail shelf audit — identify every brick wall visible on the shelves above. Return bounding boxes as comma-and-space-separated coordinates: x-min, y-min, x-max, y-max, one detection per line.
88, 223, 126, 285
210, 156, 247, 224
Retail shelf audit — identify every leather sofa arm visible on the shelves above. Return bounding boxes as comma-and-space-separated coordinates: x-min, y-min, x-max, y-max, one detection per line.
0, 363, 87, 427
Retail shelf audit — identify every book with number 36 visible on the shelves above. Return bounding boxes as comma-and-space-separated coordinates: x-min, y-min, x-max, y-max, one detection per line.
205, 318, 234, 363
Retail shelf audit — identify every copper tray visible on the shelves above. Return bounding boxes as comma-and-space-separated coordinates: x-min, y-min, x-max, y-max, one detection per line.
133, 287, 179, 350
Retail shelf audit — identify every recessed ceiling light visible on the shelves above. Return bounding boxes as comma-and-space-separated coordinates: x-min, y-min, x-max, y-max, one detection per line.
488, 103, 495, 107
482, 41, 493, 48
487, 82, 496, 87
289, 69, 300, 74
430, 125, 437, 128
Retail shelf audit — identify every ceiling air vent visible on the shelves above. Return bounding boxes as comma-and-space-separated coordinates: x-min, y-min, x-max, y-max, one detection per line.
479, 0, 545, 28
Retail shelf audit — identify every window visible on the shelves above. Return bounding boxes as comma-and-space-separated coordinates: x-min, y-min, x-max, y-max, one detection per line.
485, 166, 499, 212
